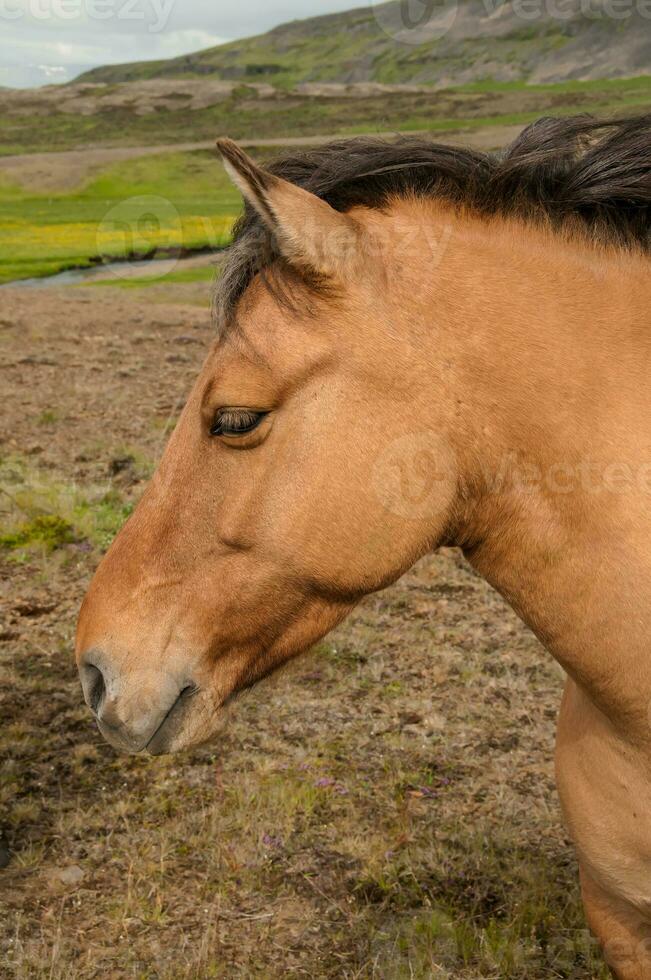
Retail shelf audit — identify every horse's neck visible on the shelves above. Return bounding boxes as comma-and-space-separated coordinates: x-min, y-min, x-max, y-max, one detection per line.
432, 215, 651, 732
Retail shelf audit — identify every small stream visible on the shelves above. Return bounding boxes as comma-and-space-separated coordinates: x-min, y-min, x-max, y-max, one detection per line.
2, 252, 219, 289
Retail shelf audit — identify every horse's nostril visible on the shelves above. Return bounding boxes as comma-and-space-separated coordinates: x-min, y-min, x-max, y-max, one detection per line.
77, 652, 201, 754
81, 662, 106, 714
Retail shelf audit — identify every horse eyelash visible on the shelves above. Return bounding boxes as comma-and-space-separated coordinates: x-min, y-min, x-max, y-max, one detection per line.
212, 409, 264, 435
223, 410, 257, 427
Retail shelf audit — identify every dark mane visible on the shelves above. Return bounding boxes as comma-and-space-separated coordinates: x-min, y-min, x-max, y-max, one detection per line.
216, 114, 651, 323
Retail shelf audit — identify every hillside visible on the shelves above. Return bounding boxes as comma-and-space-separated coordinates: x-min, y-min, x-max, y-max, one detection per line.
2, 0, 650, 159
2, 75, 650, 158
77, 0, 651, 88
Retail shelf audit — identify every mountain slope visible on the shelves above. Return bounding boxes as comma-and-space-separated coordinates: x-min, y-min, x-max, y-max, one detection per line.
77, 0, 651, 88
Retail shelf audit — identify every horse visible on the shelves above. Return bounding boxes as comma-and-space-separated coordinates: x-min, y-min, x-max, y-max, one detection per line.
76, 114, 651, 978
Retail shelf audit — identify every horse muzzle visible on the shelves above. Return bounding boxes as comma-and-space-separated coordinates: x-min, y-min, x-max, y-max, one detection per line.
78, 649, 200, 755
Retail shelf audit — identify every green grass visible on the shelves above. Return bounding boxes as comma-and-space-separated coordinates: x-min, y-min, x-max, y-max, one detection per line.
450, 73, 651, 95
0, 454, 136, 556
340, 94, 651, 137
84, 263, 217, 289
1, 75, 649, 159
0, 515, 76, 553
0, 150, 241, 284
0, 76, 648, 285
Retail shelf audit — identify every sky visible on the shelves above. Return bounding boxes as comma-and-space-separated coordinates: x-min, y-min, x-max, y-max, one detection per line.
0, 0, 362, 88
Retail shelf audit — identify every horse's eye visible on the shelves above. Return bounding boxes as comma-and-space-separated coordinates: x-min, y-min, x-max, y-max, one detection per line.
210, 409, 267, 437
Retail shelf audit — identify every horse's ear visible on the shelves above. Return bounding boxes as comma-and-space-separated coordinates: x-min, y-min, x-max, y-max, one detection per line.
216, 138, 362, 278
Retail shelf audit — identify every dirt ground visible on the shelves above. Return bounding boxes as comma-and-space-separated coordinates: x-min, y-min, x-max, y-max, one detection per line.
0, 126, 524, 193
0, 280, 607, 978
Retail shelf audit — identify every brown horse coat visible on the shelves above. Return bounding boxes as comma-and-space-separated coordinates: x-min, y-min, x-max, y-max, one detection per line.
78, 115, 651, 978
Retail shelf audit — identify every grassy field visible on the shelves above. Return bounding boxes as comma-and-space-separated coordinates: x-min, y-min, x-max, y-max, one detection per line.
85, 264, 217, 289
1, 76, 650, 158
0, 277, 612, 978
0, 151, 240, 284
1, 74, 650, 286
